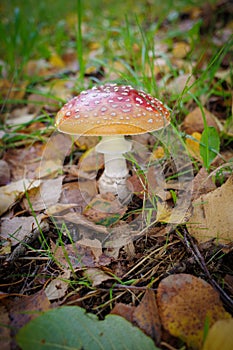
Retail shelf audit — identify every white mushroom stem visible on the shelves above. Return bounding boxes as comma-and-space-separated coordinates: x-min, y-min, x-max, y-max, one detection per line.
95, 135, 132, 202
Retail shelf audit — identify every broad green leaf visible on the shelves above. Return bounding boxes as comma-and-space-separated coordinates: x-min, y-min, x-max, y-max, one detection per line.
16, 306, 159, 350
200, 126, 220, 170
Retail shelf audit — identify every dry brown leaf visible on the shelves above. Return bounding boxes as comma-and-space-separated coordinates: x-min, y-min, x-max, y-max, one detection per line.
23, 176, 64, 212
84, 267, 113, 287
182, 107, 222, 134
203, 318, 233, 350
191, 167, 216, 200
9, 290, 50, 337
0, 159, 11, 186
83, 193, 127, 226
133, 289, 161, 345
0, 305, 11, 350
77, 238, 102, 261
0, 179, 41, 215
4, 143, 45, 181
51, 240, 97, 270
54, 211, 108, 235
45, 203, 79, 216
110, 303, 136, 323
157, 273, 231, 350
60, 181, 97, 210
0, 215, 43, 246
45, 270, 71, 301
166, 74, 196, 95
187, 175, 233, 244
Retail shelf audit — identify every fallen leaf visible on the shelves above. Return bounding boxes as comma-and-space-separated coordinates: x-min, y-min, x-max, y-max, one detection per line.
203, 318, 233, 350
133, 289, 161, 345
23, 176, 64, 212
191, 167, 216, 200
77, 238, 102, 261
187, 175, 233, 244
54, 211, 108, 235
83, 193, 127, 226
16, 306, 159, 350
0, 159, 11, 185
166, 74, 196, 96
185, 132, 202, 161
0, 305, 11, 350
0, 179, 41, 215
111, 303, 136, 323
59, 181, 97, 211
49, 52, 65, 68
9, 290, 51, 337
172, 41, 190, 58
51, 240, 97, 270
84, 267, 113, 287
45, 270, 71, 301
182, 107, 222, 135
4, 143, 45, 181
36, 133, 72, 178
0, 215, 43, 246
157, 273, 231, 349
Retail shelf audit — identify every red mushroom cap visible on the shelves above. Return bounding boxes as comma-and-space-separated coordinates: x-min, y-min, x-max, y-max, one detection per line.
55, 84, 170, 136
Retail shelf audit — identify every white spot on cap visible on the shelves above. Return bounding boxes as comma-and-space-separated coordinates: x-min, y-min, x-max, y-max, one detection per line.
148, 118, 153, 123
65, 111, 71, 116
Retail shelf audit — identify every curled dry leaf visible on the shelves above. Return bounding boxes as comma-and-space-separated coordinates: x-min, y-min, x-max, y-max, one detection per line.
203, 318, 233, 350
157, 273, 231, 350
187, 175, 233, 244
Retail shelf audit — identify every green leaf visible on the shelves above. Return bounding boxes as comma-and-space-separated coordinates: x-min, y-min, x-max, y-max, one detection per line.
200, 126, 220, 170
16, 306, 159, 350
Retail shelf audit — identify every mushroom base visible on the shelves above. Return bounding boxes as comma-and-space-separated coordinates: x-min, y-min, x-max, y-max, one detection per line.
98, 172, 132, 204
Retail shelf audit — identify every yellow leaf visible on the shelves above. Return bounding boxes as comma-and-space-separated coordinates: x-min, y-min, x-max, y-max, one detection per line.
203, 318, 233, 350
157, 274, 231, 350
49, 53, 65, 68
186, 132, 202, 160
172, 41, 190, 58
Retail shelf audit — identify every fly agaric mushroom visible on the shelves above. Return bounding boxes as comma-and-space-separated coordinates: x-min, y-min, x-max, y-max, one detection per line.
55, 83, 170, 202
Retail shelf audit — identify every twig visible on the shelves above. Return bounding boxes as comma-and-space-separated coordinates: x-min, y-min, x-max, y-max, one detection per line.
181, 226, 233, 314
